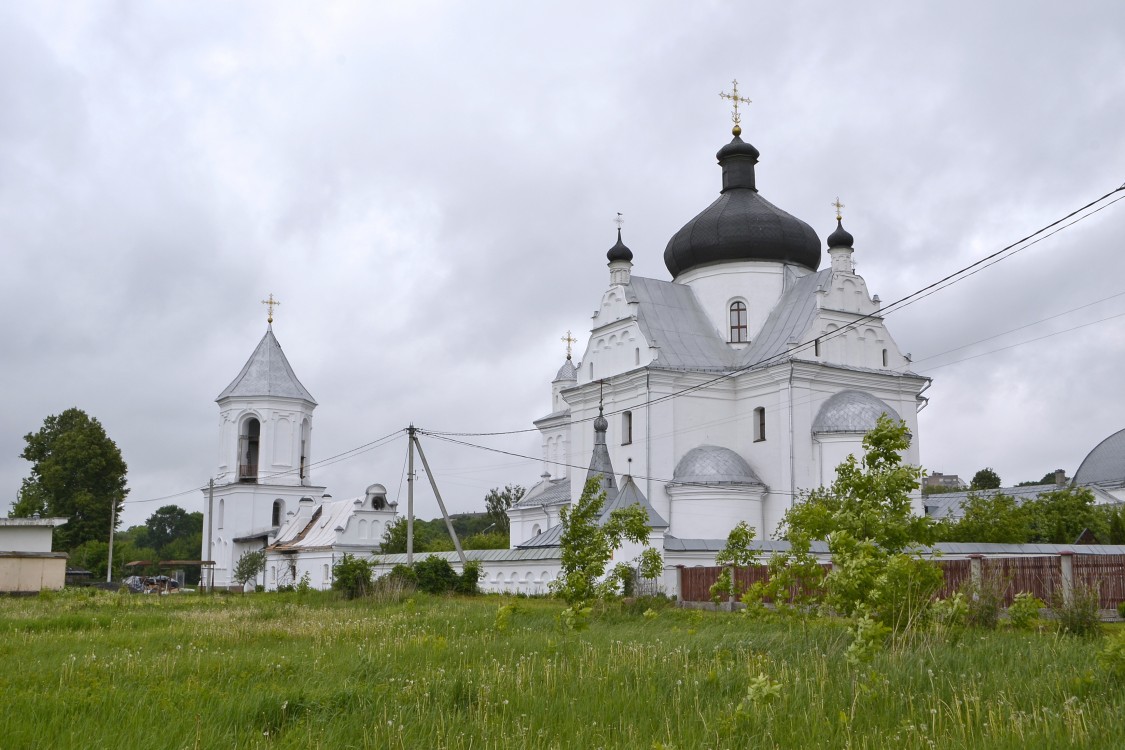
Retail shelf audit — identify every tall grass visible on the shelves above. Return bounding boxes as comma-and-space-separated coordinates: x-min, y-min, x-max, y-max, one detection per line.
0, 589, 1121, 749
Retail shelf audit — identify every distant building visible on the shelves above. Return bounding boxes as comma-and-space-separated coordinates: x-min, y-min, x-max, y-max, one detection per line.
0, 517, 68, 593
924, 472, 966, 491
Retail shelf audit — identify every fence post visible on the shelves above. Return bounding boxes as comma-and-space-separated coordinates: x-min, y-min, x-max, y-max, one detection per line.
675, 565, 684, 605
1059, 551, 1074, 607
726, 565, 735, 610
969, 554, 983, 600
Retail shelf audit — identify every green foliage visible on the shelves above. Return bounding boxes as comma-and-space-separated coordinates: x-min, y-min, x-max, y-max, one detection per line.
931, 593, 969, 636
331, 554, 373, 599
414, 555, 459, 594
1098, 631, 1125, 683
1049, 582, 1103, 637
934, 492, 1031, 543
1007, 592, 1044, 630
135, 505, 202, 556
1025, 487, 1105, 544
13, 408, 129, 551
742, 532, 825, 614
462, 531, 509, 550
970, 467, 1002, 490
484, 484, 524, 536
454, 560, 482, 595
710, 521, 759, 603
550, 476, 661, 605
845, 613, 889, 667
772, 415, 936, 630
1118, 600, 1125, 619
962, 571, 1007, 630
232, 550, 266, 587
494, 603, 516, 632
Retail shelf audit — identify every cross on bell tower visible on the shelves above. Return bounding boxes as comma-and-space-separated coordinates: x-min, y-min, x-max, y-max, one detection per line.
261, 293, 281, 324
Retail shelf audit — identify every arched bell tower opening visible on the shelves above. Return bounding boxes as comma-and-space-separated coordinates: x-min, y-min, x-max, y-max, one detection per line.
239, 417, 261, 482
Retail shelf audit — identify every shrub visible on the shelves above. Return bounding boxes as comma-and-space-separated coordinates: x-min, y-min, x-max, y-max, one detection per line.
962, 571, 1006, 630
454, 560, 482, 595
332, 554, 373, 599
1006, 592, 1044, 630
1050, 582, 1103, 637
1098, 631, 1125, 682
414, 556, 458, 594
1117, 601, 1125, 619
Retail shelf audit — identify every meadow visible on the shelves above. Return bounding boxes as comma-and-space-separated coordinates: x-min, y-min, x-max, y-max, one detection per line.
0, 589, 1122, 749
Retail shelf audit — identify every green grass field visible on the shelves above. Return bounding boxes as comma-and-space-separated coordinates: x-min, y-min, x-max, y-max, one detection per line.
0, 589, 1121, 749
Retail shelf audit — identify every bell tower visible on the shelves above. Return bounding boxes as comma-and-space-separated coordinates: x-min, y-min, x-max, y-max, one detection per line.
202, 297, 326, 589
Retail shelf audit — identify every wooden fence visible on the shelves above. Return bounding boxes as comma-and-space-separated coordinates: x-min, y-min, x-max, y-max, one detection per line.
678, 553, 1125, 609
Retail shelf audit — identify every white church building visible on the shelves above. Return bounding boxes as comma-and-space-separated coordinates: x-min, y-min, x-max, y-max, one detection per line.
508, 122, 928, 560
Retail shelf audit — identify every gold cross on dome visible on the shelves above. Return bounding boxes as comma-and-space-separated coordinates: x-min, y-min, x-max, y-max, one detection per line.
614, 212, 624, 230
832, 197, 845, 221
719, 79, 752, 136
261, 293, 281, 324
562, 330, 577, 360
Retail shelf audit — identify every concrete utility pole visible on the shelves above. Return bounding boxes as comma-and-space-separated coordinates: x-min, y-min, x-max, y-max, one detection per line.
407, 425, 415, 565
106, 498, 117, 584
412, 432, 467, 566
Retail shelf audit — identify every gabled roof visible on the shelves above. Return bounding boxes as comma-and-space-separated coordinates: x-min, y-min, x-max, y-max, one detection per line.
515, 475, 666, 548
511, 477, 571, 509
924, 483, 1120, 521
270, 498, 353, 551
737, 268, 831, 368
217, 326, 317, 403
628, 276, 735, 371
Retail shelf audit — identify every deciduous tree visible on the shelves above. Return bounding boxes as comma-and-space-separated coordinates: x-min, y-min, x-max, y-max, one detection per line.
970, 467, 1002, 490
12, 408, 129, 550
484, 485, 524, 535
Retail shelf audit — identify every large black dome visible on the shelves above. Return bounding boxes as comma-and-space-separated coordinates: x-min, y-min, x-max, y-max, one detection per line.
663, 136, 821, 277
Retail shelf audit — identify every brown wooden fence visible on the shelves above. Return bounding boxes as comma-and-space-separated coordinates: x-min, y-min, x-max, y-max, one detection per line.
678, 554, 1125, 608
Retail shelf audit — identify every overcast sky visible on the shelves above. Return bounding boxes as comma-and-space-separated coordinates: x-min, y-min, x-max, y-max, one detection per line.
3, 2, 1125, 528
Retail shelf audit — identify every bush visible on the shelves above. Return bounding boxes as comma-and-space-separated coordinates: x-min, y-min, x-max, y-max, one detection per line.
1117, 601, 1125, 619
454, 560, 482, 595
414, 556, 458, 594
962, 571, 1006, 630
1050, 582, 1103, 637
1098, 631, 1125, 682
332, 554, 373, 599
1006, 592, 1044, 630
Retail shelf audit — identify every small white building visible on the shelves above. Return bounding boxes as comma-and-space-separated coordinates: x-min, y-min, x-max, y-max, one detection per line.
0, 517, 69, 593
265, 484, 398, 589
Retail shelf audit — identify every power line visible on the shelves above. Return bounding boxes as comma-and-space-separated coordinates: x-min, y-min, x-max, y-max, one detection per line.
424, 183, 1125, 438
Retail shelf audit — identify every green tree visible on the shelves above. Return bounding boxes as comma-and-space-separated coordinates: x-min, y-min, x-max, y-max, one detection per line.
709, 521, 758, 602
1025, 487, 1105, 544
774, 415, 940, 630
12, 408, 129, 550
136, 505, 203, 557
232, 549, 266, 588
484, 485, 524, 536
551, 476, 661, 605
933, 492, 1031, 543
332, 554, 373, 599
970, 467, 1002, 490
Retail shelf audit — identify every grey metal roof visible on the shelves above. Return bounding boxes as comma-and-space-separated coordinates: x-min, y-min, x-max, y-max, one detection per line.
516, 523, 564, 548
664, 536, 1125, 556
671, 445, 763, 485
737, 268, 831, 368
217, 327, 316, 403
372, 547, 565, 564
812, 390, 901, 434
553, 358, 577, 383
924, 483, 1121, 520
601, 474, 668, 528
1074, 427, 1125, 486
511, 477, 571, 509
628, 276, 735, 371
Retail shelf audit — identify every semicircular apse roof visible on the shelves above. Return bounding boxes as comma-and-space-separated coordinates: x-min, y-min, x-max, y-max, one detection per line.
812, 391, 900, 434
1074, 427, 1125, 486
671, 445, 763, 485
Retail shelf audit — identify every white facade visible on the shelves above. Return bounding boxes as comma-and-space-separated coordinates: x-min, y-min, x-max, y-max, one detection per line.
201, 324, 397, 590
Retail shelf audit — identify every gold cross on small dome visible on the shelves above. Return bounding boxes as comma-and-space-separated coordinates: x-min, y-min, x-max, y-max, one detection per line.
562, 330, 577, 360
719, 79, 752, 136
261, 293, 281, 324
833, 197, 845, 222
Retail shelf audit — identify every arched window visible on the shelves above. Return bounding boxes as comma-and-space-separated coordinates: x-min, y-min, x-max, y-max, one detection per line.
882, 348, 888, 367
217, 498, 225, 529
239, 418, 261, 482
271, 499, 284, 527
753, 407, 766, 442
729, 302, 748, 343
621, 411, 633, 445
299, 419, 311, 482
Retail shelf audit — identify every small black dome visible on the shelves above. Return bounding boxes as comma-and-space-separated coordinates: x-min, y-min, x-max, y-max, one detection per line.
827, 219, 854, 249
664, 136, 821, 277
593, 411, 609, 433
607, 228, 633, 262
